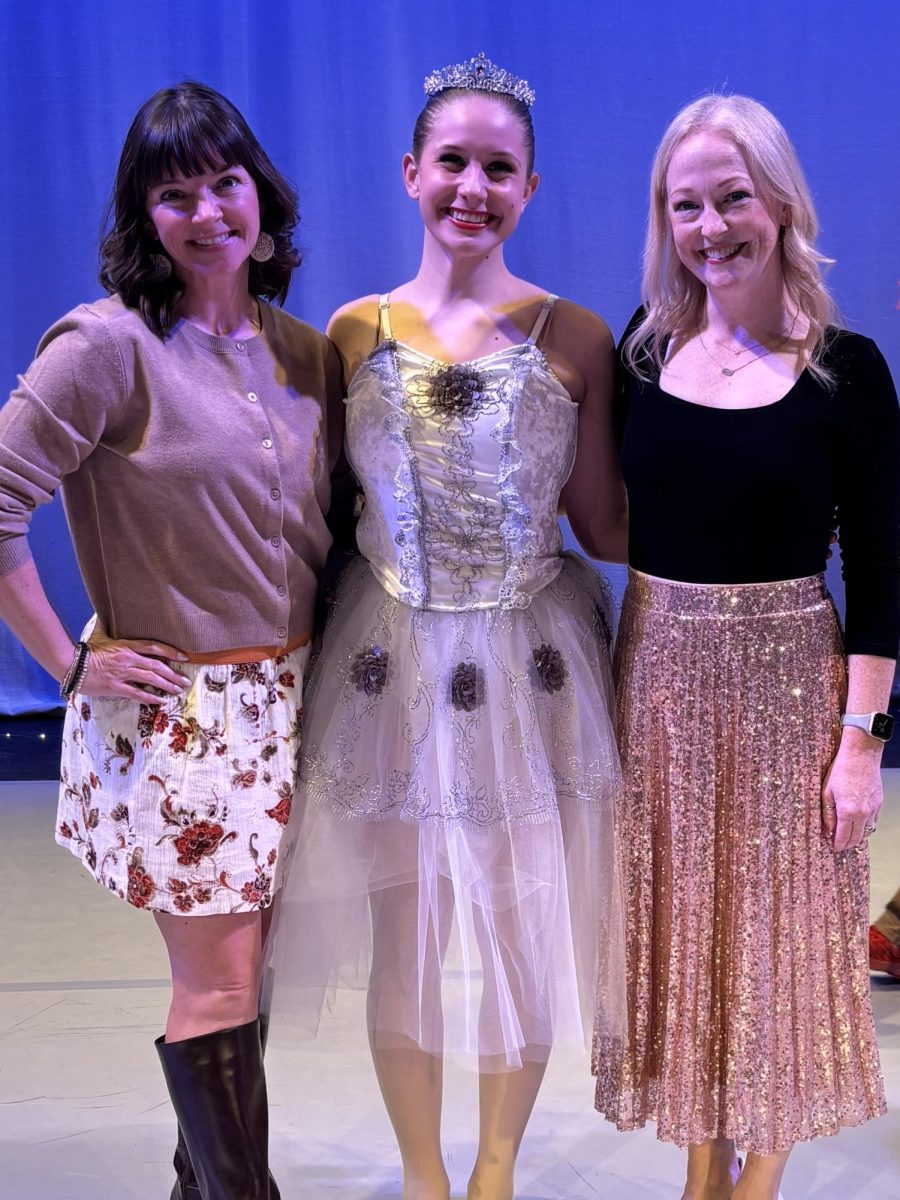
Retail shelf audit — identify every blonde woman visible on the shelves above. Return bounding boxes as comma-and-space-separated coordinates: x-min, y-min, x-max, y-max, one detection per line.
593, 95, 899, 1200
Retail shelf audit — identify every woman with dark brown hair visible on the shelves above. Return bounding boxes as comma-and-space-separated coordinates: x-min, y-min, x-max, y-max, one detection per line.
0, 81, 341, 1199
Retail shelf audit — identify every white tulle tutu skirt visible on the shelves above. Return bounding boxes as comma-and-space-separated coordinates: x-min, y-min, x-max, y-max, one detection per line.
266, 553, 625, 1071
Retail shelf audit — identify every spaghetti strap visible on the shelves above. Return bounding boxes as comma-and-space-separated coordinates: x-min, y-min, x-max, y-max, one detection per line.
376, 294, 394, 343
526, 294, 558, 346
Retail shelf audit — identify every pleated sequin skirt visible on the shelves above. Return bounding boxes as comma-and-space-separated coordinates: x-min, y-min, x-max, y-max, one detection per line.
593, 571, 885, 1154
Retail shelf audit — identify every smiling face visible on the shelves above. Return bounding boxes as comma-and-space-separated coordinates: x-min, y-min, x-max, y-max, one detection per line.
403, 94, 538, 257
146, 165, 261, 287
665, 129, 785, 299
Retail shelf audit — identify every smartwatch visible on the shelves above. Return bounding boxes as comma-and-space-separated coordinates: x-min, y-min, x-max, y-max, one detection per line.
840, 712, 895, 743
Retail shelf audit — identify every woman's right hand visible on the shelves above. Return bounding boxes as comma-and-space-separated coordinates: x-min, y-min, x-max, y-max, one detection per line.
79, 632, 191, 702
0, 561, 190, 703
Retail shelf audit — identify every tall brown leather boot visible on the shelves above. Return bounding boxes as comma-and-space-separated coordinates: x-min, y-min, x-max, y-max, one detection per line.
167, 1013, 280, 1200
156, 1020, 274, 1200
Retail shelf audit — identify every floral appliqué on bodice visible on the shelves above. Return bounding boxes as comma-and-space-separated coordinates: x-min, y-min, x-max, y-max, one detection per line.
345, 295, 578, 612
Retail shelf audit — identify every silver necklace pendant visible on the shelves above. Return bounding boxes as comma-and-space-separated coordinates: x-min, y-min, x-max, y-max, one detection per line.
721, 367, 736, 377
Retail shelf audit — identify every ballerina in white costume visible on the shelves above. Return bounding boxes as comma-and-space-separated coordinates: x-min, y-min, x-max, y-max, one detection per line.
269, 54, 627, 1200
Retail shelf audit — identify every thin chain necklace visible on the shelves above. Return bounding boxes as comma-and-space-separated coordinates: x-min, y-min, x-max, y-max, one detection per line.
699, 315, 798, 378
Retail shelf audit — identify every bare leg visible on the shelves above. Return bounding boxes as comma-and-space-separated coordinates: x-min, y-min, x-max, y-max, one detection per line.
154, 909, 273, 1198
368, 884, 450, 1200
369, 1034, 450, 1200
467, 895, 550, 1200
682, 1138, 741, 1200
733, 1149, 790, 1200
468, 1059, 547, 1200
155, 909, 263, 1041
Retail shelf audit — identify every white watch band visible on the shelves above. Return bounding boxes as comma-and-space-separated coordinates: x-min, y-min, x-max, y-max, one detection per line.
840, 712, 891, 741
841, 713, 877, 735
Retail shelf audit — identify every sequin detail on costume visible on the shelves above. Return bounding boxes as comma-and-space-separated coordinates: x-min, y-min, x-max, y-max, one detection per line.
423, 362, 487, 415
592, 571, 886, 1154
268, 305, 626, 1071
299, 554, 618, 828
350, 645, 389, 696
350, 339, 576, 613
450, 661, 483, 711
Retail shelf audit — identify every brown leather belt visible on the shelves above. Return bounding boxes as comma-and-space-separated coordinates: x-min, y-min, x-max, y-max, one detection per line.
182, 633, 310, 665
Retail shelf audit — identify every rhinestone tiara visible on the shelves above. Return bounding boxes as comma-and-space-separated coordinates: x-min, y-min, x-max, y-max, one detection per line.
423, 52, 536, 108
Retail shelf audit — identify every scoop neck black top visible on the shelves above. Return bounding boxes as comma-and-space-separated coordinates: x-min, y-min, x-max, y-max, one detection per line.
616, 312, 900, 658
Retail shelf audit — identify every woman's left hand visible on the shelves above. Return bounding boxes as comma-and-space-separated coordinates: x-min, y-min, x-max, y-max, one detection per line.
821, 737, 884, 851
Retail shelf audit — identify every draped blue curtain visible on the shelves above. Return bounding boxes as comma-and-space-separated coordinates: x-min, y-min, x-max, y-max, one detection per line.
2, 0, 898, 712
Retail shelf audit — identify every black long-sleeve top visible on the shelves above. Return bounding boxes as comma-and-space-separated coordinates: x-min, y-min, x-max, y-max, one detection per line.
616, 317, 900, 658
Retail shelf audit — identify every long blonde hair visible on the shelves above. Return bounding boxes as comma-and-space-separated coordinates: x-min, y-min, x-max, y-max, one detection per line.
624, 95, 838, 385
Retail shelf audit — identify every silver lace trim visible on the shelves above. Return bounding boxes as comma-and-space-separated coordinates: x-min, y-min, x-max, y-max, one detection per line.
375, 340, 543, 612
371, 343, 430, 609
494, 351, 538, 609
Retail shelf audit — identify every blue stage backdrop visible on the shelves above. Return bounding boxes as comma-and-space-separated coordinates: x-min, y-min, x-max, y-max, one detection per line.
1, 0, 898, 712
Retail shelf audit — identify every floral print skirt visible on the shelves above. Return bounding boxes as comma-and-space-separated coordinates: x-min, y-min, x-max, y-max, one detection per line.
56, 644, 309, 915
267, 555, 625, 1071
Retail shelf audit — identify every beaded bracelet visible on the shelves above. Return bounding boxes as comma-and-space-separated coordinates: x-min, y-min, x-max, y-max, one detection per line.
60, 641, 91, 700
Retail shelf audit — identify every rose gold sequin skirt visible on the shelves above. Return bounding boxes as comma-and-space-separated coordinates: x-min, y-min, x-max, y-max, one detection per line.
593, 571, 885, 1154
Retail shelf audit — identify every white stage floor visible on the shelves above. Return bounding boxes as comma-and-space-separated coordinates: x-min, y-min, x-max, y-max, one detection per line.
2, 776, 898, 1199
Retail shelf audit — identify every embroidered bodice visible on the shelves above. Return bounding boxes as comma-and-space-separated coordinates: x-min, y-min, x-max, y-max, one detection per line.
345, 295, 578, 611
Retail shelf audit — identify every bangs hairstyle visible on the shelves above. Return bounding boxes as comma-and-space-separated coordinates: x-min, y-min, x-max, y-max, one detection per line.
625, 94, 838, 387
99, 81, 301, 338
412, 88, 536, 176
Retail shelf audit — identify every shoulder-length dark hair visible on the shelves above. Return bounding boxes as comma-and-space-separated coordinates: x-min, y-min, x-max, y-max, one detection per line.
99, 81, 301, 338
